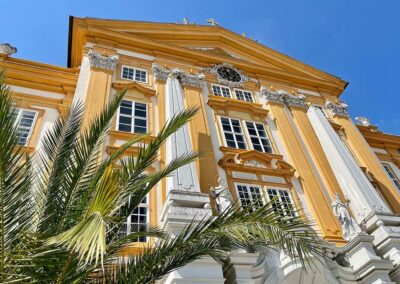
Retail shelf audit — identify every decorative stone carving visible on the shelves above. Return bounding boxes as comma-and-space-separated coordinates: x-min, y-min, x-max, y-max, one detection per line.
152, 63, 170, 81
355, 116, 371, 126
332, 193, 362, 241
285, 94, 308, 110
88, 49, 118, 71
201, 63, 256, 88
0, 43, 17, 56
326, 100, 349, 117
260, 87, 286, 105
209, 176, 233, 215
152, 64, 205, 88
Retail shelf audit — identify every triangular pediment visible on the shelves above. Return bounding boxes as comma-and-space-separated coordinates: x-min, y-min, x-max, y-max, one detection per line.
68, 17, 348, 95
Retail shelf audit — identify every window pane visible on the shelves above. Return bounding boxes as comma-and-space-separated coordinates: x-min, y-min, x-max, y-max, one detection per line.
246, 122, 273, 153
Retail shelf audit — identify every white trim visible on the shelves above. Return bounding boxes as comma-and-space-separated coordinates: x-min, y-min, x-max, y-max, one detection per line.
15, 108, 39, 146
211, 83, 232, 98
234, 182, 265, 208
382, 163, 400, 192
243, 120, 273, 153
233, 88, 255, 103
264, 186, 297, 216
116, 99, 149, 134
121, 65, 148, 83
9, 85, 65, 99
218, 116, 247, 149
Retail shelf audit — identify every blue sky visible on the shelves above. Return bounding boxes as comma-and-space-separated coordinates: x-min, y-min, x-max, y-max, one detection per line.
1, 0, 399, 134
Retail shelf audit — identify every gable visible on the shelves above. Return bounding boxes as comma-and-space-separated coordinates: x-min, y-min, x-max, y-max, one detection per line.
68, 17, 348, 96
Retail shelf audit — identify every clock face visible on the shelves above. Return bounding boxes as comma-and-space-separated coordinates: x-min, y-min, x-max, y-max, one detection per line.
216, 67, 242, 82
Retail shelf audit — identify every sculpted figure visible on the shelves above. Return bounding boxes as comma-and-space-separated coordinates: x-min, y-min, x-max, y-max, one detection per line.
209, 177, 233, 215
332, 193, 361, 241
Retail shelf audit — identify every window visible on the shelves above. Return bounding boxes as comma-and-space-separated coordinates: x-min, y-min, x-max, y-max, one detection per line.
245, 122, 273, 153
119, 196, 149, 242
117, 100, 148, 134
382, 163, 400, 191
14, 109, 38, 146
266, 188, 296, 217
121, 66, 148, 83
234, 89, 254, 103
212, 84, 231, 98
220, 117, 247, 149
236, 184, 264, 210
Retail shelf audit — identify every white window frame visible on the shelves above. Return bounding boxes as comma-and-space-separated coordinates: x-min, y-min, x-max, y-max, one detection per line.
211, 84, 232, 98
233, 88, 255, 103
234, 183, 265, 209
120, 195, 150, 243
116, 99, 148, 134
218, 116, 247, 150
243, 120, 273, 153
121, 65, 148, 83
382, 163, 400, 191
264, 187, 296, 217
14, 108, 38, 146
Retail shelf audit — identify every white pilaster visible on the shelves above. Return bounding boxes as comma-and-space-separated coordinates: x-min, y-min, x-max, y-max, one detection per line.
307, 106, 391, 223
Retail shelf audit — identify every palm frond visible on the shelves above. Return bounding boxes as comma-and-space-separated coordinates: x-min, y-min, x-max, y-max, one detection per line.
0, 70, 34, 283
102, 200, 328, 284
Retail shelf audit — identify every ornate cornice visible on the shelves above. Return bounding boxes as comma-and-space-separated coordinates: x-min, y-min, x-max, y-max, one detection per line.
88, 49, 118, 71
285, 94, 308, 110
200, 62, 257, 88
152, 64, 205, 88
260, 87, 286, 105
152, 63, 170, 81
326, 100, 349, 118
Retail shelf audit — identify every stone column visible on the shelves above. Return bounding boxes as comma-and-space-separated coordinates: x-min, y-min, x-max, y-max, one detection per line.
307, 104, 391, 222
82, 49, 118, 126
261, 89, 342, 242
327, 101, 400, 214
153, 64, 224, 284
182, 83, 219, 194
307, 104, 400, 282
285, 95, 346, 207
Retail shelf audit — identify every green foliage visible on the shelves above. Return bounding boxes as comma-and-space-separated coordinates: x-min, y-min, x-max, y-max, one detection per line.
0, 71, 328, 283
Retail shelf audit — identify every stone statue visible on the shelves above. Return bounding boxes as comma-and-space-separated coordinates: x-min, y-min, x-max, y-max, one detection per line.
0, 43, 17, 56
209, 177, 233, 215
332, 193, 361, 241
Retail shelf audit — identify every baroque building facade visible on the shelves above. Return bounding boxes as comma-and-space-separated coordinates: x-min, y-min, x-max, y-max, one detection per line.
1, 17, 400, 283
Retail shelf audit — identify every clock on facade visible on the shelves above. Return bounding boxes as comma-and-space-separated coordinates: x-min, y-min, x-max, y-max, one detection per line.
216, 66, 242, 82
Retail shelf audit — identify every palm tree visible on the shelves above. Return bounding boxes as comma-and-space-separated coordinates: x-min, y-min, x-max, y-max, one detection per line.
0, 71, 328, 283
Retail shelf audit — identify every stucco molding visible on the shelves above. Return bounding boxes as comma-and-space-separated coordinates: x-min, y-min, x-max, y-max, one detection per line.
152, 64, 205, 88
285, 94, 308, 110
88, 49, 118, 71
200, 62, 257, 88
326, 100, 349, 118
260, 87, 287, 105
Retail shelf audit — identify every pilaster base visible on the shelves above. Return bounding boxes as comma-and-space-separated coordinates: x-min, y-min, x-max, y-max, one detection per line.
343, 234, 394, 283
223, 251, 259, 284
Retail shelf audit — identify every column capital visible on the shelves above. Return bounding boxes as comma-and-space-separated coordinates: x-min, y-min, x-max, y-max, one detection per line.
260, 87, 286, 105
326, 100, 349, 118
88, 49, 118, 71
285, 94, 308, 110
152, 63, 205, 88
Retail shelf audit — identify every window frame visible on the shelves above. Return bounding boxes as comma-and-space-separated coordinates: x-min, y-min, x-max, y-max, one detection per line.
264, 187, 297, 217
116, 99, 149, 134
218, 116, 247, 150
243, 120, 274, 153
121, 65, 148, 84
234, 183, 265, 210
14, 108, 39, 146
233, 88, 255, 103
211, 83, 232, 99
120, 195, 150, 243
382, 163, 400, 191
